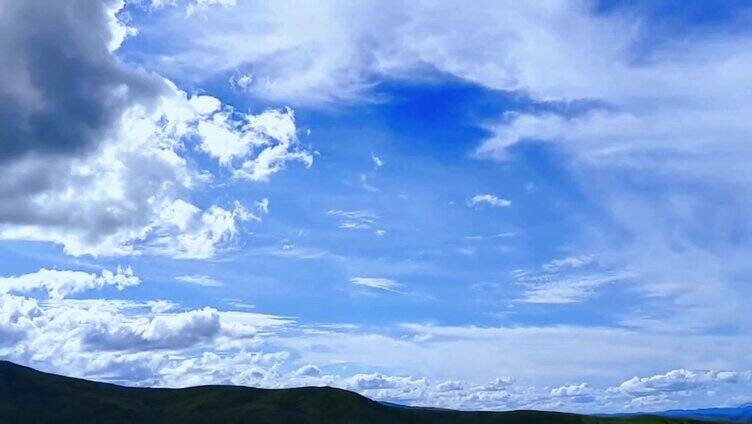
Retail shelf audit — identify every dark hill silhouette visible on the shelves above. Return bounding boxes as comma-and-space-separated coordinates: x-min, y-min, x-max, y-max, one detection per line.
0, 361, 715, 423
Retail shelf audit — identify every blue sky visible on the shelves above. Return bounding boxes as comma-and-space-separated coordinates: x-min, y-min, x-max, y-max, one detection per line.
1, 0, 752, 413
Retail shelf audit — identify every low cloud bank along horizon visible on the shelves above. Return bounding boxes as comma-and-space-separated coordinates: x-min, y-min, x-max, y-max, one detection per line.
0, 0, 750, 413
2, 267, 751, 412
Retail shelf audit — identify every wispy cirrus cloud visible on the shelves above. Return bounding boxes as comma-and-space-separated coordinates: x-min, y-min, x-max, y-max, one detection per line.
512, 255, 632, 304
371, 152, 383, 168
328, 210, 379, 230
174, 275, 223, 287
350, 277, 404, 294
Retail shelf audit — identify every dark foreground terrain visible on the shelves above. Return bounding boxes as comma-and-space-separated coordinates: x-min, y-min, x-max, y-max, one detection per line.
0, 361, 718, 423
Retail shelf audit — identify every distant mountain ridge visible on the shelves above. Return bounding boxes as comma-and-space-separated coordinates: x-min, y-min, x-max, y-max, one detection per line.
0, 360, 723, 423
654, 405, 752, 423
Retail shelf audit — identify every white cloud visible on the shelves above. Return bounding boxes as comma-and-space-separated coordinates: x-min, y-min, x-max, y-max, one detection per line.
327, 210, 378, 230
436, 380, 463, 392
84, 307, 222, 350
0, 289, 293, 386
610, 369, 744, 397
350, 277, 403, 294
107, 0, 139, 52
518, 272, 630, 304
150, 0, 237, 15
0, 75, 295, 259
542, 255, 595, 272
229, 74, 254, 92
293, 364, 322, 377
125, 1, 635, 106
467, 194, 511, 208
148, 300, 177, 313
256, 198, 270, 215
174, 275, 223, 287
511, 255, 632, 304
125, 1, 665, 109
159, 350, 289, 387
0, 267, 139, 299
186, 0, 237, 16
345, 372, 426, 392
197, 106, 313, 181
148, 201, 262, 259
0, 2, 308, 259
475, 377, 514, 392
371, 152, 383, 167
551, 382, 592, 397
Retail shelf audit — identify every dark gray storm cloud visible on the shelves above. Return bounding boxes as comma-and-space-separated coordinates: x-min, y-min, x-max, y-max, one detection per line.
0, 0, 165, 161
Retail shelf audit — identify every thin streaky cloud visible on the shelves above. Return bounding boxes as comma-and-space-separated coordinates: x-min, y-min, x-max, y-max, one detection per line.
175, 275, 224, 287
350, 277, 405, 294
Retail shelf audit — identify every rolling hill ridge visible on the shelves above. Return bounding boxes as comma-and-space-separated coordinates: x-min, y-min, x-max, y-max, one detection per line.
0, 361, 722, 423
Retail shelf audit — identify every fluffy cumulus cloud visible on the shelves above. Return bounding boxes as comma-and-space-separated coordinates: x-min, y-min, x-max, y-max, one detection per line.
158, 350, 290, 388
603, 369, 752, 410
0, 285, 293, 386
0, 81, 285, 257
551, 383, 591, 397
83, 307, 222, 351
0, 0, 310, 258
346, 372, 411, 390
194, 103, 312, 182
436, 380, 463, 392
550, 383, 595, 404
610, 369, 746, 398
0, 267, 139, 299
147, 199, 266, 259
293, 364, 322, 378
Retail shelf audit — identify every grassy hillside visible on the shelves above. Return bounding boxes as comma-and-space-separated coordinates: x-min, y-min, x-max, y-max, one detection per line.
0, 361, 714, 424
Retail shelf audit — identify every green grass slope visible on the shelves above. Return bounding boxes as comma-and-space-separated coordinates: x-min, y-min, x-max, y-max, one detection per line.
0, 361, 714, 424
